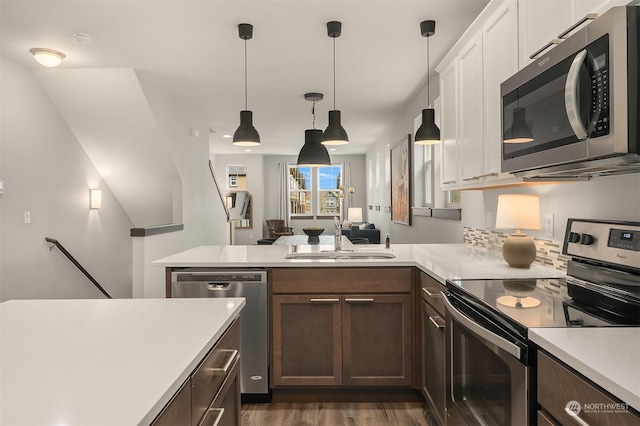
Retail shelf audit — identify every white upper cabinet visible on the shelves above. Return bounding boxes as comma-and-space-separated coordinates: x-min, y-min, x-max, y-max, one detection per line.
518, 0, 573, 67
519, 0, 629, 67
439, 58, 459, 186
482, 0, 519, 178
458, 32, 485, 183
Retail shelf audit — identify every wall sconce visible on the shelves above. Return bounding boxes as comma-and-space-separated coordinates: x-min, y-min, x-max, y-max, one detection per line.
90, 189, 102, 209
495, 194, 541, 268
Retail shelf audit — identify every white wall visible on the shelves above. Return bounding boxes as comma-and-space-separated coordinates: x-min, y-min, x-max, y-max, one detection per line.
462, 174, 640, 240
0, 56, 134, 301
132, 72, 227, 298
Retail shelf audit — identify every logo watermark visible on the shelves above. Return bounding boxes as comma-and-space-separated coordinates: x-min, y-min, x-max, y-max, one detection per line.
566, 400, 630, 415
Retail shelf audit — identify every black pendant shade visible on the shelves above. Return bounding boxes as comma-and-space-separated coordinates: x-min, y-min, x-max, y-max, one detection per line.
322, 21, 349, 146
233, 23, 260, 147
415, 108, 441, 145
504, 107, 534, 143
233, 110, 260, 146
298, 129, 331, 167
321, 110, 349, 145
416, 19, 441, 145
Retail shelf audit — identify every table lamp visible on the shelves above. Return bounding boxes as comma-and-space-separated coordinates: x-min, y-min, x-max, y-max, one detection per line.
495, 194, 541, 268
347, 207, 363, 223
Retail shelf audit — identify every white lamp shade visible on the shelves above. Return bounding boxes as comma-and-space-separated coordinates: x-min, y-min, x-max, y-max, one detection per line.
495, 194, 541, 231
29, 48, 65, 67
347, 207, 363, 223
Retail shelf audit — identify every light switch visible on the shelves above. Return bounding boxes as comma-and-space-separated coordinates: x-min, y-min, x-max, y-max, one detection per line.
544, 213, 554, 237
24, 211, 31, 224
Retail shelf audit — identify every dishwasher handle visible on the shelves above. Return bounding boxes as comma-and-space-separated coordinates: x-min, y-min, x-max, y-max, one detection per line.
206, 283, 233, 291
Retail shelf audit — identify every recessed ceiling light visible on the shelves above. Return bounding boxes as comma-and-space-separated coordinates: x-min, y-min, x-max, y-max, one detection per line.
244, 149, 252, 152
330, 148, 337, 151
29, 48, 65, 67
223, 134, 232, 138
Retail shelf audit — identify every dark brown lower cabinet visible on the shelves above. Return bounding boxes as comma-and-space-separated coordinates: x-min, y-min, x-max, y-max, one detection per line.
538, 350, 640, 426
419, 272, 447, 426
271, 267, 413, 388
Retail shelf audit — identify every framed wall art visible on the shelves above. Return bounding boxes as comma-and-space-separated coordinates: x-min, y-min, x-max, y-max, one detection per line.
390, 134, 412, 225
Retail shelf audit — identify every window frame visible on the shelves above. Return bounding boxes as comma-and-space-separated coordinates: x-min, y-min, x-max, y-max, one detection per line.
288, 163, 344, 220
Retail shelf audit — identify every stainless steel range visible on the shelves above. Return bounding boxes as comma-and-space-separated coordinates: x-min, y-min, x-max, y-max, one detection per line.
443, 218, 640, 425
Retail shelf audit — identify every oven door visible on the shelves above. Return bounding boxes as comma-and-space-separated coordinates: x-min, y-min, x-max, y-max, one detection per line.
443, 292, 532, 426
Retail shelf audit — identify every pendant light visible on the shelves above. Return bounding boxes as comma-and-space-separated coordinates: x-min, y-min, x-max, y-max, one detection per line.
415, 20, 441, 145
503, 107, 534, 143
321, 21, 349, 146
298, 93, 332, 167
233, 23, 260, 146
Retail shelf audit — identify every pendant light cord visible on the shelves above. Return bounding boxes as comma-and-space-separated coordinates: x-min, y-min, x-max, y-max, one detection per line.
426, 36, 430, 107
244, 38, 248, 110
333, 37, 336, 110
311, 100, 317, 129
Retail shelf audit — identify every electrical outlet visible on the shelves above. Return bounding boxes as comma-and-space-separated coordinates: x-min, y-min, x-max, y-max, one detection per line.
544, 213, 554, 237
24, 211, 31, 224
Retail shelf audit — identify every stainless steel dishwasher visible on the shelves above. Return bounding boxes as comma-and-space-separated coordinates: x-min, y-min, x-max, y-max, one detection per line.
171, 268, 270, 402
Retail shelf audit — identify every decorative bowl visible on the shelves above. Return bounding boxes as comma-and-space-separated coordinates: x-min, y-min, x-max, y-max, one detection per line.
303, 227, 324, 244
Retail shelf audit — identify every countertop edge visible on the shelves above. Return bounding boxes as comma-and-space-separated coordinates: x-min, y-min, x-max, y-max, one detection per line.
529, 328, 640, 412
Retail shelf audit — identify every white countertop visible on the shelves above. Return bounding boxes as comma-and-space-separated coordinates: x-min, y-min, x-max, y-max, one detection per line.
0, 298, 245, 426
152, 243, 564, 283
530, 327, 640, 411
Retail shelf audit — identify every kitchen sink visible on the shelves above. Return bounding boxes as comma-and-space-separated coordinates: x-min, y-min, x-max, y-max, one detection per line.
284, 249, 396, 260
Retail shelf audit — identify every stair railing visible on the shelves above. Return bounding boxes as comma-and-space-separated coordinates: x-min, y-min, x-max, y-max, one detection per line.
45, 237, 112, 299
209, 160, 230, 220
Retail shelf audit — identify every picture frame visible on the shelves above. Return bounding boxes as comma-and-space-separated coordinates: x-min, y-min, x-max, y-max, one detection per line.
390, 134, 412, 225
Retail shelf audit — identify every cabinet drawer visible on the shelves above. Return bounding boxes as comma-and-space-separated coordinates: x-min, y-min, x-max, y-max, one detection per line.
538, 351, 640, 425
420, 272, 446, 315
198, 357, 240, 426
192, 319, 240, 425
272, 268, 412, 294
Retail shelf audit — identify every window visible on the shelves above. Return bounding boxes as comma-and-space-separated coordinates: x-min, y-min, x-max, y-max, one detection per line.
288, 164, 343, 218
423, 145, 434, 207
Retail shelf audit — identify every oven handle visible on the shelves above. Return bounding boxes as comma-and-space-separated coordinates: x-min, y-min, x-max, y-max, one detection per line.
565, 49, 589, 140
442, 292, 521, 359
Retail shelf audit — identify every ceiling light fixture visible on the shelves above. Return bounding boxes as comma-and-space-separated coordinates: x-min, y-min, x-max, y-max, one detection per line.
415, 20, 441, 145
321, 21, 349, 146
298, 93, 331, 167
29, 48, 65, 67
233, 23, 260, 146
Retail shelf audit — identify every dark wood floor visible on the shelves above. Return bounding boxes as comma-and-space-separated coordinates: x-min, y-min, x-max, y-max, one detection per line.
241, 401, 439, 426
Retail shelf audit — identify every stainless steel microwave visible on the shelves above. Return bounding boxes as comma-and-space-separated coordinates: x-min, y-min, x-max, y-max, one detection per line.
501, 6, 639, 178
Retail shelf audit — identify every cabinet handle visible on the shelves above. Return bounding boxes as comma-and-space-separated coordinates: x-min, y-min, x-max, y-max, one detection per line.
211, 349, 238, 374
309, 298, 340, 303
422, 288, 440, 299
429, 316, 445, 329
442, 180, 457, 185
478, 172, 499, 178
564, 407, 591, 426
462, 176, 481, 181
345, 298, 374, 303
204, 408, 225, 426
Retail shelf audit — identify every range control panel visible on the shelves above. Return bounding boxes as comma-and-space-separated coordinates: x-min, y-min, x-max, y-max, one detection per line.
563, 219, 640, 270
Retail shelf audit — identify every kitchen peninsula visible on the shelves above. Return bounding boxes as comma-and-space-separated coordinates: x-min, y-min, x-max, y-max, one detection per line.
154, 242, 640, 422
0, 298, 245, 425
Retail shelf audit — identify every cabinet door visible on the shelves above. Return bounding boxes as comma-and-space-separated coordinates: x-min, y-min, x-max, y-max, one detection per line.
482, 0, 519, 177
458, 32, 485, 183
439, 58, 459, 187
421, 300, 446, 426
342, 294, 413, 386
271, 294, 342, 386
518, 0, 572, 67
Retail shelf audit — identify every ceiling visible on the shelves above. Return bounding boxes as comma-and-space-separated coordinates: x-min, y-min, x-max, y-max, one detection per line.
0, 0, 489, 156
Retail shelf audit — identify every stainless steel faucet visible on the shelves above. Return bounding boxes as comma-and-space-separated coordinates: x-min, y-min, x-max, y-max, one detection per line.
333, 216, 342, 251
